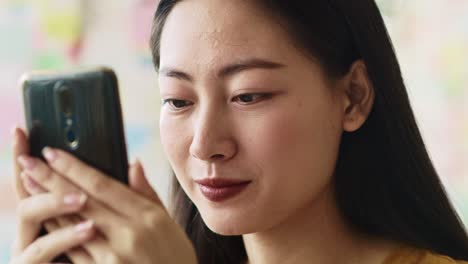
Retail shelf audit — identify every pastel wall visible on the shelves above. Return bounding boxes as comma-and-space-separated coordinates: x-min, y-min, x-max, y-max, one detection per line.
0, 0, 466, 261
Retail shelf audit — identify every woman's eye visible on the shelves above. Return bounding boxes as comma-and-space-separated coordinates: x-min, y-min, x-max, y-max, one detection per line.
233, 93, 272, 105
162, 99, 193, 110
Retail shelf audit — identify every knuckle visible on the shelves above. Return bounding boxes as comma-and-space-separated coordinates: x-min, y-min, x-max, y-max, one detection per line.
120, 225, 141, 254
44, 169, 55, 181
66, 248, 89, 263
41, 166, 54, 181
90, 176, 107, 193
15, 200, 28, 219
142, 209, 164, 227
15, 199, 36, 224
61, 160, 75, 176
26, 241, 44, 260
102, 252, 121, 264
36, 167, 55, 183
46, 194, 62, 211
16, 195, 62, 224
123, 225, 139, 244
44, 219, 60, 232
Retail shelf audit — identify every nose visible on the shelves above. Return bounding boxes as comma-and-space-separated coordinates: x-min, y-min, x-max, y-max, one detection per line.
189, 108, 237, 162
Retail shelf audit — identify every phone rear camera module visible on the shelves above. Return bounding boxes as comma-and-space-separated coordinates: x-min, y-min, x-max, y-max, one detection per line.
65, 128, 79, 149
58, 85, 74, 116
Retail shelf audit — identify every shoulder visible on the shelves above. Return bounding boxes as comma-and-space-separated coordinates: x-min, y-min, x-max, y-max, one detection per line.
423, 253, 468, 264
383, 246, 468, 264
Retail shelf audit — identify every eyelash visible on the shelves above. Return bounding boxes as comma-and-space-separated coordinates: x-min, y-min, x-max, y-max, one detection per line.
162, 99, 193, 110
162, 93, 272, 110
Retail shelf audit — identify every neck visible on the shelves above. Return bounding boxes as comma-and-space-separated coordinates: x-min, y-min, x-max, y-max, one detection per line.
242, 184, 398, 264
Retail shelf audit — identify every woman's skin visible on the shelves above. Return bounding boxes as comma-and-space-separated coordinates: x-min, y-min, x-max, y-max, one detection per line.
159, 0, 399, 263
10, 0, 401, 263
11, 138, 196, 264
10, 135, 197, 263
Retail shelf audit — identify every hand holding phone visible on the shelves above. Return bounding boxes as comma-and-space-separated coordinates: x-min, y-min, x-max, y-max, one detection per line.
12, 67, 128, 263
10, 67, 198, 264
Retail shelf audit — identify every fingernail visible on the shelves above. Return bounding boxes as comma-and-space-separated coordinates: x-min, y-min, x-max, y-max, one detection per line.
42, 147, 57, 162
129, 157, 139, 168
75, 220, 94, 233
64, 193, 87, 206
17, 156, 36, 170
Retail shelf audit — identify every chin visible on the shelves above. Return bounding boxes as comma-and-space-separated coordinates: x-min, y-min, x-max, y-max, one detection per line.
205, 222, 254, 236
200, 212, 259, 236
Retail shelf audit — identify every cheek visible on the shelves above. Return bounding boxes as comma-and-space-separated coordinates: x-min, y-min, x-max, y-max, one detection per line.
160, 116, 199, 203
241, 97, 342, 212
246, 101, 341, 177
159, 115, 191, 177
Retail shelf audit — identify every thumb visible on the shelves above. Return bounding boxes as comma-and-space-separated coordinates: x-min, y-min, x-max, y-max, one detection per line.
128, 159, 163, 206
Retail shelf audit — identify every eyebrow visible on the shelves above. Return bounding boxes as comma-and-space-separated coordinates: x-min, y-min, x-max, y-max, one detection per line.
158, 58, 286, 82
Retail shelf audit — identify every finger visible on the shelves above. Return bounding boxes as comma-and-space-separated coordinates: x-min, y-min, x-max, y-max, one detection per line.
14, 189, 87, 252
21, 172, 92, 264
32, 164, 156, 263
45, 220, 94, 263
129, 159, 163, 206
56, 207, 134, 259
40, 147, 156, 217
20, 174, 69, 240
20, 171, 77, 246
21, 170, 80, 232
12, 127, 30, 199
66, 247, 94, 264
17, 157, 130, 236
22, 163, 134, 254
17, 154, 80, 197
18, 155, 115, 222
17, 157, 109, 220
21, 171, 47, 194
17, 152, 159, 257
18, 182, 87, 224
16, 220, 95, 264
56, 215, 117, 263
44, 219, 59, 231
20, 169, 76, 247
55, 206, 144, 263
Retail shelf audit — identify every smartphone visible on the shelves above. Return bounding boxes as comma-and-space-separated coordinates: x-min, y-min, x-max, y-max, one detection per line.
20, 67, 129, 184
20, 67, 129, 262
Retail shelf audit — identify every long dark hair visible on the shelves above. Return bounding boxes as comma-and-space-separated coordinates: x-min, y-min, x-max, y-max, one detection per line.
150, 0, 468, 263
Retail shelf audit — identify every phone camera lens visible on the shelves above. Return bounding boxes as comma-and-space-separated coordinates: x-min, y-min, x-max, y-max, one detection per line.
65, 128, 78, 149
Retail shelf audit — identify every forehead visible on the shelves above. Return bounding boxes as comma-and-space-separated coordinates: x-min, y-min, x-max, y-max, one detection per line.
159, 0, 297, 71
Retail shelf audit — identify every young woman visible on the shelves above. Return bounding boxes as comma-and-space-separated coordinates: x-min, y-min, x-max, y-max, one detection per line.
10, 0, 468, 263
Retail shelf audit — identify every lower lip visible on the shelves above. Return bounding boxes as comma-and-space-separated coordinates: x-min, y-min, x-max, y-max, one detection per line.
198, 182, 250, 202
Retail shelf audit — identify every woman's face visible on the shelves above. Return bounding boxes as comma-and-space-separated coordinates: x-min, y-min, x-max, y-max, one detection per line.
158, 0, 344, 235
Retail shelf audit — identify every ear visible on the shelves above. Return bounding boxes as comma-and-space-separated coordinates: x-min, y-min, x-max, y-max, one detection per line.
340, 60, 375, 132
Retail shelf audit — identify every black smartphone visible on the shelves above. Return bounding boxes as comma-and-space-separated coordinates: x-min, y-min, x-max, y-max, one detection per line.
20, 67, 129, 184
20, 67, 129, 263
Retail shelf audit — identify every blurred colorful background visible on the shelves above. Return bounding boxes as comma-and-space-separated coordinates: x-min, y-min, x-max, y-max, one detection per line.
0, 0, 467, 261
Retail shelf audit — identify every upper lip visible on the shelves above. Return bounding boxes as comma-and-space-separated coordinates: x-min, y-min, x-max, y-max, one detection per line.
194, 178, 251, 188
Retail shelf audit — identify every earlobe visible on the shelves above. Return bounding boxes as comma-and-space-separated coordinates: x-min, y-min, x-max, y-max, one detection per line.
341, 60, 375, 132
